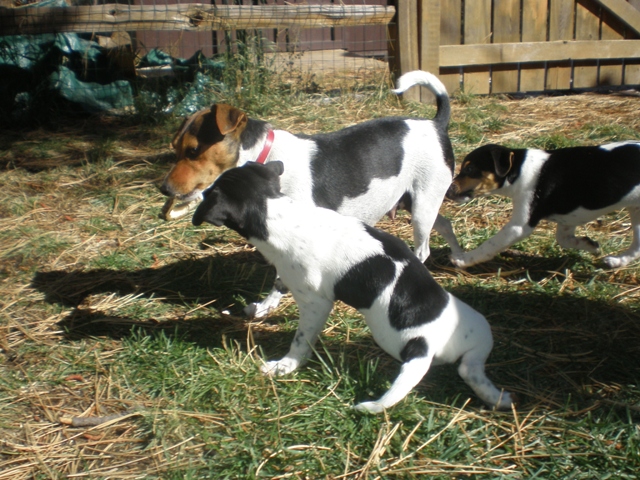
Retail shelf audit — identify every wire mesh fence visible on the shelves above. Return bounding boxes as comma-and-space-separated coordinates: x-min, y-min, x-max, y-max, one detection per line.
0, 0, 394, 124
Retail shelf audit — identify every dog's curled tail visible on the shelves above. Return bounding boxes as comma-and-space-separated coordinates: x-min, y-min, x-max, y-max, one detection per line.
392, 70, 450, 126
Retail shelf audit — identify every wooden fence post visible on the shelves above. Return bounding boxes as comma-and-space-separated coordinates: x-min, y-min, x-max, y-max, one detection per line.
419, 0, 441, 102
395, 0, 420, 101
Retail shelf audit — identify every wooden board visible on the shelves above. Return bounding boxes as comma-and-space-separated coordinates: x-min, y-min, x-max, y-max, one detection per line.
547, 0, 575, 90
600, 8, 625, 86
419, 0, 440, 102
574, 0, 601, 89
623, 0, 640, 84
595, 0, 640, 35
439, 39, 640, 66
395, 0, 420, 101
491, 0, 520, 93
463, 0, 491, 94
0, 3, 396, 36
439, 0, 462, 95
520, 0, 548, 92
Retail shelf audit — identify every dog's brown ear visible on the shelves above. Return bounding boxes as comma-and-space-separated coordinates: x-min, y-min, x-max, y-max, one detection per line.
492, 148, 514, 177
214, 104, 248, 135
170, 116, 191, 149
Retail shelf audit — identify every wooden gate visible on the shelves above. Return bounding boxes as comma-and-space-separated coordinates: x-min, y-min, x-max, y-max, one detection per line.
392, 0, 640, 101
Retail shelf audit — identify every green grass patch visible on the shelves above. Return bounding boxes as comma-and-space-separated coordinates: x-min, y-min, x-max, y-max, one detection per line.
1, 86, 640, 478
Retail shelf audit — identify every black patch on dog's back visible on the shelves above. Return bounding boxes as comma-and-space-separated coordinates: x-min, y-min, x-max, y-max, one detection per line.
528, 143, 640, 226
364, 224, 413, 261
362, 224, 449, 329
333, 255, 396, 310
389, 259, 449, 330
309, 119, 409, 210
400, 337, 428, 362
341, 223, 449, 330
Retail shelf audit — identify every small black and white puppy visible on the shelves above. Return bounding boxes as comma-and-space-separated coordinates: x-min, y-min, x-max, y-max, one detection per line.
447, 141, 640, 268
193, 161, 513, 413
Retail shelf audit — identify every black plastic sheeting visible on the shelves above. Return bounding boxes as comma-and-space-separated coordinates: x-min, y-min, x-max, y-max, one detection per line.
0, 0, 226, 121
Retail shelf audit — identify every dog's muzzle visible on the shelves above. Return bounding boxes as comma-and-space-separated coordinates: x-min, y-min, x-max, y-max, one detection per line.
160, 194, 203, 221
446, 182, 472, 203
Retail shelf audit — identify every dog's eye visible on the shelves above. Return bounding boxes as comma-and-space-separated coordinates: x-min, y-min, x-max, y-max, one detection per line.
186, 147, 199, 159
461, 164, 477, 176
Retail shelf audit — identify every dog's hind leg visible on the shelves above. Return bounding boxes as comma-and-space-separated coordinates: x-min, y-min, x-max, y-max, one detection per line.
555, 224, 600, 253
260, 297, 333, 376
457, 347, 512, 410
603, 207, 640, 268
244, 277, 289, 318
353, 354, 434, 414
411, 192, 455, 261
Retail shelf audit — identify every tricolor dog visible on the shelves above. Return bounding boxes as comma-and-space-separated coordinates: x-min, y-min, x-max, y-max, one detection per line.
192, 161, 513, 413
161, 70, 462, 317
447, 141, 640, 268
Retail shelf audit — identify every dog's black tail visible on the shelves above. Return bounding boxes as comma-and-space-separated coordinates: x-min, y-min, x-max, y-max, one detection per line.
392, 71, 451, 127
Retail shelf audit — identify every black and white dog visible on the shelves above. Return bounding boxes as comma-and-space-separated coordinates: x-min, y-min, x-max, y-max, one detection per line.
192, 161, 513, 413
161, 70, 462, 317
447, 141, 640, 268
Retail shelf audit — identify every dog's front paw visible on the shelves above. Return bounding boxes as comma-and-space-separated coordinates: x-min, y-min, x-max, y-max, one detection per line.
243, 290, 285, 318
261, 358, 298, 376
243, 303, 262, 318
243, 300, 275, 318
494, 391, 516, 410
602, 255, 627, 269
352, 401, 385, 414
450, 252, 475, 268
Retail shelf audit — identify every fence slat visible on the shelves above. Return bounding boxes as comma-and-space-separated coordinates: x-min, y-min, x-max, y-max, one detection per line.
600, 7, 625, 86
395, 0, 420, 101
574, 0, 600, 89
547, 0, 575, 90
419, 0, 440, 102
492, 0, 520, 94
595, 0, 640, 35
440, 39, 640, 66
439, 0, 462, 95
626, 0, 640, 83
520, 0, 547, 92
463, 0, 492, 94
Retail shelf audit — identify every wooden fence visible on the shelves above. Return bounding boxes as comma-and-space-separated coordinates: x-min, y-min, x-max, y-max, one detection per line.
0, 1, 394, 60
393, 0, 640, 101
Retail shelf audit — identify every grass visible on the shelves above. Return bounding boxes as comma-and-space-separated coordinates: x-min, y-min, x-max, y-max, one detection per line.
1, 75, 640, 478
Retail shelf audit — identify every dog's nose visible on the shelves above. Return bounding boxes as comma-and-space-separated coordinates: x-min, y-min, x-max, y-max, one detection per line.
158, 182, 173, 197
445, 183, 459, 200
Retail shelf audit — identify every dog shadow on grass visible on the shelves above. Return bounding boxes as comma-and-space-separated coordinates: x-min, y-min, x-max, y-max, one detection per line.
426, 247, 640, 413
30, 247, 296, 351
31, 245, 640, 414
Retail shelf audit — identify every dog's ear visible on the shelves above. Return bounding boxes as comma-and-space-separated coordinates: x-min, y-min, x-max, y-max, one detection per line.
491, 147, 514, 178
214, 104, 248, 135
266, 160, 284, 176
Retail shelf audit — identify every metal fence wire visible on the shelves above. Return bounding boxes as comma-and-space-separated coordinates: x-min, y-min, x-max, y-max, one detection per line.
0, 0, 394, 120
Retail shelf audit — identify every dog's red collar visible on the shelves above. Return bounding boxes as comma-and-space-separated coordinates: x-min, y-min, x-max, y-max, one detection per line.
255, 129, 275, 164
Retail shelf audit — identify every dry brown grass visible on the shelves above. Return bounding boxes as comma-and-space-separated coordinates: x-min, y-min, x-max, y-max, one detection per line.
2, 86, 640, 478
